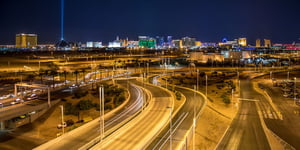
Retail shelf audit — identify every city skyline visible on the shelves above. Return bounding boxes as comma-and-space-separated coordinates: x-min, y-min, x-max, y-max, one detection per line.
1, 0, 300, 44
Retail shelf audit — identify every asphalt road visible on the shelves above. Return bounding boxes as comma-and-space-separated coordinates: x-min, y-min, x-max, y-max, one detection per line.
34, 79, 144, 150
216, 79, 271, 150
0, 84, 80, 122
261, 81, 300, 149
91, 79, 172, 150
146, 86, 206, 150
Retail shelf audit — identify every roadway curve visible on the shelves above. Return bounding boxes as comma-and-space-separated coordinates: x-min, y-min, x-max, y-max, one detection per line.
216, 78, 271, 150
34, 79, 145, 150
146, 84, 206, 149
91, 79, 172, 150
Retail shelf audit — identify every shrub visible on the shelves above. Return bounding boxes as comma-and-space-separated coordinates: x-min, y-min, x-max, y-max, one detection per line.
104, 104, 113, 110
74, 90, 88, 99
114, 95, 126, 106
223, 96, 231, 104
221, 93, 231, 104
64, 103, 79, 116
175, 91, 181, 100
77, 100, 94, 110
105, 97, 112, 103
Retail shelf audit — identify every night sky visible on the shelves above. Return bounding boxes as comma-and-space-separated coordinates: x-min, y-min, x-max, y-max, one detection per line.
0, 0, 300, 45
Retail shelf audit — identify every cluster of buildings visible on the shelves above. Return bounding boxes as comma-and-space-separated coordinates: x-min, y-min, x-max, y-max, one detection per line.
1, 33, 300, 52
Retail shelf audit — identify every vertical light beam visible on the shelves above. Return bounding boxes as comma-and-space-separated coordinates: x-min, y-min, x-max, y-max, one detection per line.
61, 0, 64, 41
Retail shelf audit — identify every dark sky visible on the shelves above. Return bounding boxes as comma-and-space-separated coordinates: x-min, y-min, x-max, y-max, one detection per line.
0, 0, 300, 45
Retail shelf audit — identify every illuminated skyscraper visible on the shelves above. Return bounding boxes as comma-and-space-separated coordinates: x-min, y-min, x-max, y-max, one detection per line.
256, 39, 261, 47
173, 40, 183, 48
182, 37, 196, 48
156, 36, 164, 47
15, 33, 37, 48
264, 39, 271, 47
195, 41, 202, 47
238, 38, 247, 46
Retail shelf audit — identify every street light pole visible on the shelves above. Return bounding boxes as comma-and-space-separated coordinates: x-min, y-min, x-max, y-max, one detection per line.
232, 89, 234, 104
205, 74, 208, 100
239, 80, 241, 98
167, 106, 173, 150
60, 105, 64, 135
197, 69, 199, 91
38, 61, 40, 72
99, 86, 105, 141
142, 74, 145, 112
193, 85, 196, 150
101, 85, 104, 140
294, 77, 297, 106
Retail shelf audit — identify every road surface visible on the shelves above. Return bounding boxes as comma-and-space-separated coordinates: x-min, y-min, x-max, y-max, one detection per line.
216, 79, 271, 150
33, 79, 145, 149
91, 79, 172, 150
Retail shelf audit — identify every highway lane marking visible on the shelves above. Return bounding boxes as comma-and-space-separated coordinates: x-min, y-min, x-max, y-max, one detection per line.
225, 128, 243, 150
155, 112, 189, 150
91, 93, 172, 149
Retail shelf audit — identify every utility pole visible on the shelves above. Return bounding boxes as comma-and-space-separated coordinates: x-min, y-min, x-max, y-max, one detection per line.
60, 105, 64, 135
99, 86, 105, 142
167, 106, 173, 150
205, 74, 208, 100
193, 85, 196, 150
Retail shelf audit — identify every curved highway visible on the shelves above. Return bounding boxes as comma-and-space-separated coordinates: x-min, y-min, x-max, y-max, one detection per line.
91, 79, 172, 150
34, 79, 145, 150
146, 81, 206, 149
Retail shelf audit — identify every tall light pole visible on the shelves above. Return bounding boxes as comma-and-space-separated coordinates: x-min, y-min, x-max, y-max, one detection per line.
232, 89, 234, 105
38, 61, 40, 72
101, 85, 104, 140
167, 106, 173, 150
287, 71, 290, 80
294, 77, 297, 106
99, 86, 105, 141
239, 80, 241, 98
59, 105, 64, 135
196, 69, 199, 91
193, 85, 196, 150
142, 73, 145, 112
205, 74, 208, 100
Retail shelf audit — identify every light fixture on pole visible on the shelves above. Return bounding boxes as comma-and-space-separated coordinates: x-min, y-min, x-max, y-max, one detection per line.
166, 106, 173, 150
193, 85, 196, 150
59, 105, 64, 135
205, 74, 208, 100
294, 77, 297, 106
197, 69, 199, 91
99, 86, 105, 141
